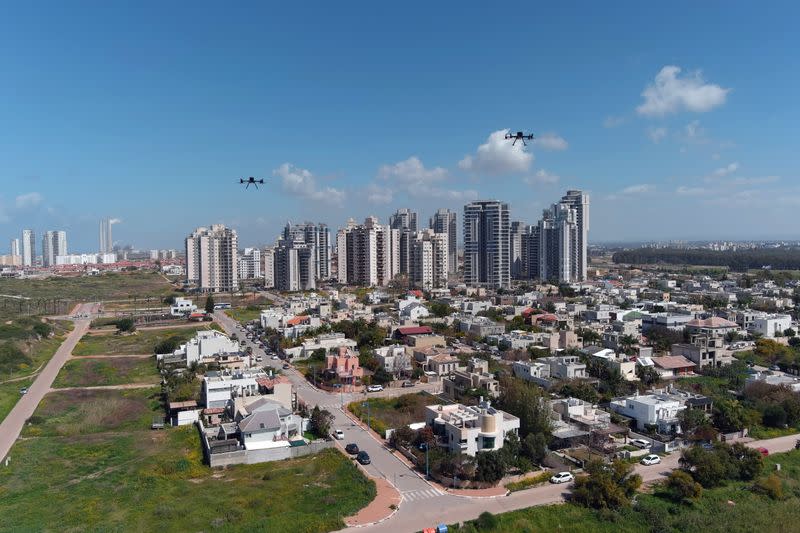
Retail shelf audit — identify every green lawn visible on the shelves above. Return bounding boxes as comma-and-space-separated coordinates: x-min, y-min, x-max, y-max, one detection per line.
53, 357, 159, 388
72, 326, 212, 356
0, 378, 33, 423
450, 450, 800, 533
1, 387, 376, 532
348, 392, 439, 436
225, 305, 266, 324
0, 271, 174, 304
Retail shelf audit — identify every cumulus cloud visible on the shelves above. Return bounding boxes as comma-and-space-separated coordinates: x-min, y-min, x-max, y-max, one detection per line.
368, 156, 477, 204
523, 169, 560, 185
458, 129, 534, 175
15, 192, 42, 209
533, 133, 568, 151
637, 66, 729, 116
647, 127, 668, 143
273, 163, 346, 206
711, 162, 739, 178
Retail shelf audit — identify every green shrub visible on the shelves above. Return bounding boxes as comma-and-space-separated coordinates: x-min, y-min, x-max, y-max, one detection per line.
474, 511, 498, 530
754, 473, 784, 500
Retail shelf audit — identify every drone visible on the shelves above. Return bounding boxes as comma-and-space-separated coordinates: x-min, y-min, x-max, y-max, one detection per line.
505, 131, 535, 146
239, 177, 265, 189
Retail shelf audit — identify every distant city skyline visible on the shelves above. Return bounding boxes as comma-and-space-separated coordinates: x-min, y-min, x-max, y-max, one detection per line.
1, 4, 798, 250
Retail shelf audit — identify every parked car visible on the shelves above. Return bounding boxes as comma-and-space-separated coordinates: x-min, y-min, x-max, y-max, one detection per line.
366, 384, 384, 392
640, 454, 661, 466
770, 365, 781, 371
332, 429, 344, 440
282, 363, 290, 369
401, 380, 414, 388
550, 471, 574, 484
271, 355, 279, 360
631, 438, 650, 449
356, 451, 371, 465
345, 443, 359, 455
757, 447, 769, 457
19, 387, 28, 395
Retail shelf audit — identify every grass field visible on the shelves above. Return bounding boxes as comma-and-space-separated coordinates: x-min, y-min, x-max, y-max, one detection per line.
1, 388, 376, 532
0, 378, 33, 423
0, 271, 174, 302
53, 357, 159, 388
72, 325, 211, 356
449, 450, 800, 533
348, 392, 439, 436
225, 305, 266, 324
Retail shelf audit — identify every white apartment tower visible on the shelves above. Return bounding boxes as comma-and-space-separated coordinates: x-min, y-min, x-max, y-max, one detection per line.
463, 201, 510, 288
430, 208, 457, 274
560, 190, 590, 281
21, 229, 35, 266
185, 225, 239, 292
262, 246, 275, 289
238, 247, 262, 280
410, 229, 449, 290
390, 208, 418, 276
282, 222, 330, 280
99, 217, 113, 253
10, 238, 20, 257
274, 242, 316, 291
336, 216, 399, 286
42, 230, 67, 267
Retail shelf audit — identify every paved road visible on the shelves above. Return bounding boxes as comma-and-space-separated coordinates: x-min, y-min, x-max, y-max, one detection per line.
0, 302, 99, 462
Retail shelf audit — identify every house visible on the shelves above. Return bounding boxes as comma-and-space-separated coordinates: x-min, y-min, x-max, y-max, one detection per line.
443, 358, 500, 399
685, 316, 740, 337
283, 333, 357, 361
641, 312, 694, 332
512, 360, 553, 388
168, 400, 200, 426
749, 314, 793, 338
550, 397, 612, 435
395, 326, 446, 348
170, 297, 197, 316
375, 345, 412, 374
201, 370, 267, 409
539, 355, 587, 380
458, 316, 505, 337
324, 346, 364, 384
400, 302, 430, 321
745, 371, 800, 392
424, 399, 520, 456
590, 349, 638, 381
156, 330, 240, 367
237, 408, 304, 450
651, 355, 696, 377
608, 392, 686, 433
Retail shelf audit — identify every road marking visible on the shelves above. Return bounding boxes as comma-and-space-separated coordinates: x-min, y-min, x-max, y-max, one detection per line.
401, 488, 443, 502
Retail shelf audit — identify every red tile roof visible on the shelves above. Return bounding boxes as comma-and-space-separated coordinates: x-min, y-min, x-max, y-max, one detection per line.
396, 326, 433, 336
653, 355, 695, 370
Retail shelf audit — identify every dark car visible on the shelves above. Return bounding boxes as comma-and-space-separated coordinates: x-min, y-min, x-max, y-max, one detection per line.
345, 443, 359, 455
282, 363, 290, 369
356, 451, 371, 465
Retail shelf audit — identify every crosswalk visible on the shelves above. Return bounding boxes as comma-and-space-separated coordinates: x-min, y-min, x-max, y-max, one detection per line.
316, 402, 344, 412
401, 488, 443, 502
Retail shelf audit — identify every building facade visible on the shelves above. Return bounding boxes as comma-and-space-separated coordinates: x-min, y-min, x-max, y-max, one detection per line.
185, 224, 239, 292
430, 208, 457, 274
410, 229, 449, 290
42, 230, 67, 267
336, 216, 399, 286
99, 217, 113, 253
21, 229, 35, 267
463, 200, 510, 288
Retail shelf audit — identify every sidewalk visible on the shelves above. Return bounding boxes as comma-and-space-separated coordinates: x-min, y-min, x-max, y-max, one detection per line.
344, 476, 401, 527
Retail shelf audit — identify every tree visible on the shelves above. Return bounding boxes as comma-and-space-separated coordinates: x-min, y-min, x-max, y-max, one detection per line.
636, 365, 662, 387
115, 318, 136, 333
496, 377, 551, 440
309, 348, 327, 362
521, 433, 548, 465
309, 406, 334, 438
474, 450, 506, 483
784, 328, 796, 338
678, 408, 711, 439
389, 426, 416, 449
204, 295, 216, 314
712, 398, 746, 433
572, 460, 642, 509
665, 470, 702, 504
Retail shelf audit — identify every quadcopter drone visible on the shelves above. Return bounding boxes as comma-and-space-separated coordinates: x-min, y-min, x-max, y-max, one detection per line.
505, 131, 535, 146
239, 177, 265, 189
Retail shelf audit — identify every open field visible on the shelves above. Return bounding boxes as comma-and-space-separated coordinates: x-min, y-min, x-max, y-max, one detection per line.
448, 450, 800, 533
348, 392, 439, 436
0, 271, 174, 303
225, 305, 266, 324
2, 387, 376, 532
0, 378, 34, 424
53, 357, 159, 388
72, 325, 212, 356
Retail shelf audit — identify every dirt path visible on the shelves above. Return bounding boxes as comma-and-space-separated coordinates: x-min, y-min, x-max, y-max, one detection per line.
50, 382, 159, 392
69, 354, 153, 360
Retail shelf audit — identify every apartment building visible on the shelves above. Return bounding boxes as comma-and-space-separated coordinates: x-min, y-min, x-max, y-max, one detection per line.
429, 208, 457, 274
410, 229, 449, 290
336, 216, 399, 286
425, 399, 520, 456
185, 224, 238, 292
463, 200, 510, 288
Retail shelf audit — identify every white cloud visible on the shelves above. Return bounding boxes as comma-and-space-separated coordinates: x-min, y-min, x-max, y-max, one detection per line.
377, 156, 448, 186
366, 183, 393, 205
523, 169, 560, 185
637, 66, 729, 116
15, 192, 42, 209
458, 129, 534, 175
711, 162, 739, 178
533, 133, 568, 151
273, 163, 346, 206
604, 115, 625, 128
620, 184, 653, 194
109, 218, 122, 224
369, 156, 477, 204
676, 186, 707, 196
647, 127, 668, 143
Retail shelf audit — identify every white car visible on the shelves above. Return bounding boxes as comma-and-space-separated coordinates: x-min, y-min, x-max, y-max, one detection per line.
640, 454, 661, 466
271, 355, 279, 360
332, 429, 344, 440
550, 471, 574, 484
366, 384, 384, 392
631, 438, 650, 449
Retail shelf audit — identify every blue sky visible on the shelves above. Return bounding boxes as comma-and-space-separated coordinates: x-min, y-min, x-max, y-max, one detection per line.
1, 2, 798, 251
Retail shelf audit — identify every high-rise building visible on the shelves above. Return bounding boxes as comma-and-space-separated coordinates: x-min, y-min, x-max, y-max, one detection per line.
429, 208, 457, 274
274, 242, 316, 291
535, 202, 579, 283
42, 230, 67, 267
390, 209, 418, 276
185, 224, 238, 292
336, 216, 399, 286
282, 222, 330, 280
559, 190, 590, 281
99, 217, 113, 253
21, 229, 35, 266
410, 229, 449, 290
238, 247, 262, 280
510, 221, 527, 279
10, 238, 20, 257
262, 247, 275, 289
463, 201, 510, 288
